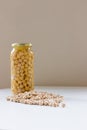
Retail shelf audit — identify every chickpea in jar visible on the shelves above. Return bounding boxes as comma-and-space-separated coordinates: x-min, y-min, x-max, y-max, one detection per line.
11, 43, 34, 94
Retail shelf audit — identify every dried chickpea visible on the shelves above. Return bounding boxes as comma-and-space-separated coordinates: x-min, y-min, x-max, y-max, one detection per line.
11, 43, 34, 94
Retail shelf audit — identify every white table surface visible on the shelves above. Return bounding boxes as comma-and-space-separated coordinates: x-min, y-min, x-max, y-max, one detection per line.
0, 86, 87, 130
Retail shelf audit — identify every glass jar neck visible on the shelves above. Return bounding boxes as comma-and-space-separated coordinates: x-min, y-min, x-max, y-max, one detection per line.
12, 43, 32, 50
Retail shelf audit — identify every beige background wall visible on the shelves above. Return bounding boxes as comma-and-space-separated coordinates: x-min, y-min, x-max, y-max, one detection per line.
0, 0, 87, 88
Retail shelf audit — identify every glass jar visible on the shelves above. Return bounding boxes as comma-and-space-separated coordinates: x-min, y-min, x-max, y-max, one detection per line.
11, 43, 34, 94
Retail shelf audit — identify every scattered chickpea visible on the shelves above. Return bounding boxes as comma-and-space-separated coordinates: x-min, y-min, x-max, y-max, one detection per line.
61, 103, 66, 108
7, 91, 65, 108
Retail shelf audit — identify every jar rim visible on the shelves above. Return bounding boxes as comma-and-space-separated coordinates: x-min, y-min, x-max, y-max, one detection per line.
12, 43, 32, 47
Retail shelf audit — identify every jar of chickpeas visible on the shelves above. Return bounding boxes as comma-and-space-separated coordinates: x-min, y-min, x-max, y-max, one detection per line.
11, 43, 34, 94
